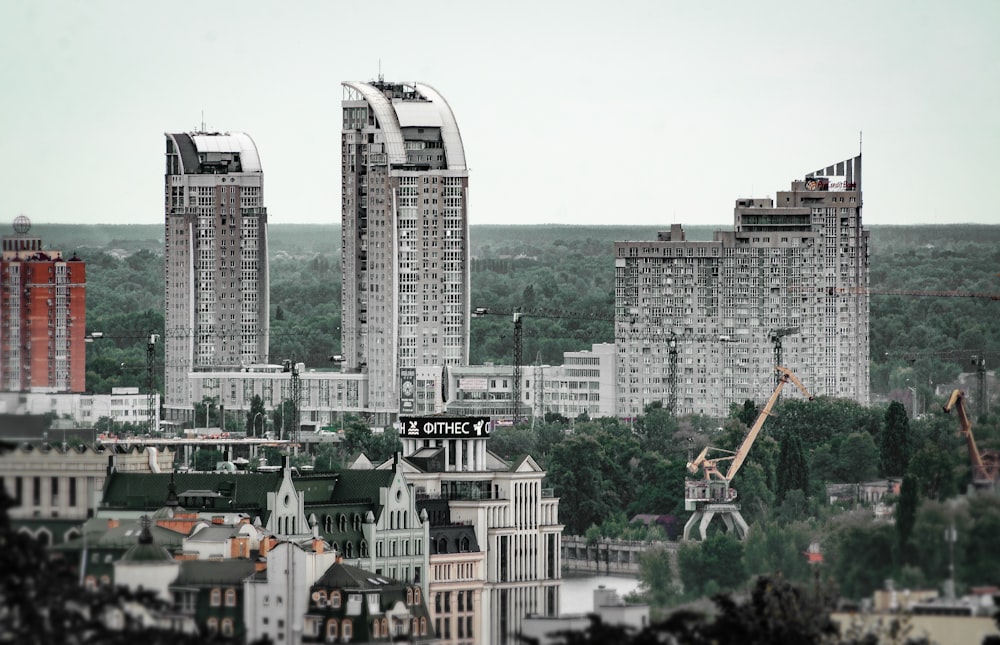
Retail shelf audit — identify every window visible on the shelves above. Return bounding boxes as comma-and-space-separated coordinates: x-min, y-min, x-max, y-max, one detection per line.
330, 591, 341, 609
210, 588, 221, 606
224, 588, 237, 606
206, 618, 218, 634
326, 619, 338, 641
221, 619, 234, 637
342, 619, 353, 640
421, 617, 428, 635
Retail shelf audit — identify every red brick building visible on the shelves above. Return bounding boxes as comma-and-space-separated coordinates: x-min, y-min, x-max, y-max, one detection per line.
1, 216, 86, 392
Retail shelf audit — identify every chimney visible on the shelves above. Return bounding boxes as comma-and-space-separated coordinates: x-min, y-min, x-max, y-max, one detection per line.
313, 537, 324, 554
212, 515, 225, 525
107, 518, 119, 529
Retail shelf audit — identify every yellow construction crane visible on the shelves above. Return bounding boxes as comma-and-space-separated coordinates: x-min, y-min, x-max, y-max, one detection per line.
683, 366, 813, 541
943, 389, 999, 490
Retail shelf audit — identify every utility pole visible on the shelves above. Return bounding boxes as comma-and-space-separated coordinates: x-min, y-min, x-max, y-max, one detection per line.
972, 355, 987, 417
146, 332, 158, 435
667, 332, 678, 415
512, 312, 522, 424
282, 359, 301, 446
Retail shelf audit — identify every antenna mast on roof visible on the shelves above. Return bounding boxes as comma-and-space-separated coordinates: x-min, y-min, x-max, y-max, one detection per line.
859, 130, 863, 155
201, 110, 206, 133
378, 59, 384, 83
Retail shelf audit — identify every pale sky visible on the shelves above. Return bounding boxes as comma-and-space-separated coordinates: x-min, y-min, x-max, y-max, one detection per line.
2, 1, 998, 228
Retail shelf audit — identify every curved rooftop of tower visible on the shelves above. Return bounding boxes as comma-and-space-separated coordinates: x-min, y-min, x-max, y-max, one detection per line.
342, 80, 467, 171
165, 131, 262, 174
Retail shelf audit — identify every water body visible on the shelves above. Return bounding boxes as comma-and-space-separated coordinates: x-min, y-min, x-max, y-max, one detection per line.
559, 573, 642, 614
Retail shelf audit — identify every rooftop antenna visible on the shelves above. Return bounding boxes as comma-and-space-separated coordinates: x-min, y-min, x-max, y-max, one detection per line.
859, 130, 863, 155
200, 110, 206, 133
378, 59, 383, 83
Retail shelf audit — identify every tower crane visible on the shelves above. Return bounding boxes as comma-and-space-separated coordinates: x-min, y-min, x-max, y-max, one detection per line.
473, 306, 613, 424
943, 389, 999, 489
682, 366, 813, 541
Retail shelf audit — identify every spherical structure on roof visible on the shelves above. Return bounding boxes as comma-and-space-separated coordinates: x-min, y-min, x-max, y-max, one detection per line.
13, 215, 30, 234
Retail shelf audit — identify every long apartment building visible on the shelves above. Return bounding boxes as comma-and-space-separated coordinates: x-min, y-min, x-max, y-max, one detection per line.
1, 217, 86, 393
341, 81, 471, 425
163, 132, 269, 422
615, 155, 869, 419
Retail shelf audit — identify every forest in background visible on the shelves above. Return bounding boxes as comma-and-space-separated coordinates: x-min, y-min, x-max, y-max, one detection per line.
26, 222, 1000, 403
20, 222, 1000, 609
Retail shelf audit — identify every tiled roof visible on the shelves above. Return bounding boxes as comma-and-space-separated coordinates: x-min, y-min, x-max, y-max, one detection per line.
172, 559, 257, 586
315, 561, 400, 590
329, 469, 395, 505
101, 472, 283, 514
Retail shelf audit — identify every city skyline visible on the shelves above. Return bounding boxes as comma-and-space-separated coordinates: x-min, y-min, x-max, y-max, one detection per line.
2, 1, 998, 229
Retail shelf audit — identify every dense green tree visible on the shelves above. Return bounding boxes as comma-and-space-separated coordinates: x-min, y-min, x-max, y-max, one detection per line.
193, 396, 220, 428
827, 514, 897, 600
193, 448, 224, 471
880, 401, 912, 477
742, 520, 813, 583
628, 454, 686, 518
636, 544, 680, 609
246, 394, 268, 437
775, 434, 809, 503
732, 399, 760, 427
678, 533, 746, 598
734, 461, 776, 525
838, 432, 880, 483
546, 433, 622, 534
907, 446, 957, 501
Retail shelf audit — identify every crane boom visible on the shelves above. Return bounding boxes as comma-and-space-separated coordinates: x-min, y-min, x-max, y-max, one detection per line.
725, 366, 813, 481
943, 389, 998, 485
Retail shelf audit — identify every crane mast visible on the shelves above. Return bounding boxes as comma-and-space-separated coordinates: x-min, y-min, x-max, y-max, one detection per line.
683, 366, 813, 541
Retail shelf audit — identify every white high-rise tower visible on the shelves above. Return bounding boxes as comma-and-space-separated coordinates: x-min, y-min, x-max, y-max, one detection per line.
163, 132, 269, 422
341, 81, 471, 424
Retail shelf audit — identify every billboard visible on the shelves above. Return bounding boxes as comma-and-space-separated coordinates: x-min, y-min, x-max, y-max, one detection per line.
400, 368, 416, 414
399, 416, 491, 439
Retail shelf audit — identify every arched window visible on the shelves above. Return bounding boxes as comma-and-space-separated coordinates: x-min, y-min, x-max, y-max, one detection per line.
372, 619, 380, 638
344, 541, 353, 558
382, 618, 388, 636
326, 618, 338, 641
338, 514, 347, 532
342, 619, 353, 640
210, 588, 221, 606
359, 540, 368, 558
353, 513, 362, 531
330, 591, 342, 609
411, 618, 419, 634
206, 617, 218, 634
414, 587, 422, 605
437, 537, 448, 554
221, 618, 234, 637
406, 587, 413, 605
324, 514, 334, 533
461, 537, 470, 552
84, 575, 97, 591
420, 617, 427, 635
224, 588, 237, 606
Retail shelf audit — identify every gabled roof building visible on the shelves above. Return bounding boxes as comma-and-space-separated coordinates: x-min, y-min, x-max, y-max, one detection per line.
302, 561, 435, 643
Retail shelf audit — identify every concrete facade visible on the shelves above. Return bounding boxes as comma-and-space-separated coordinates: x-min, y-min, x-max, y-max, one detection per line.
341, 81, 471, 425
615, 155, 869, 419
163, 132, 269, 422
